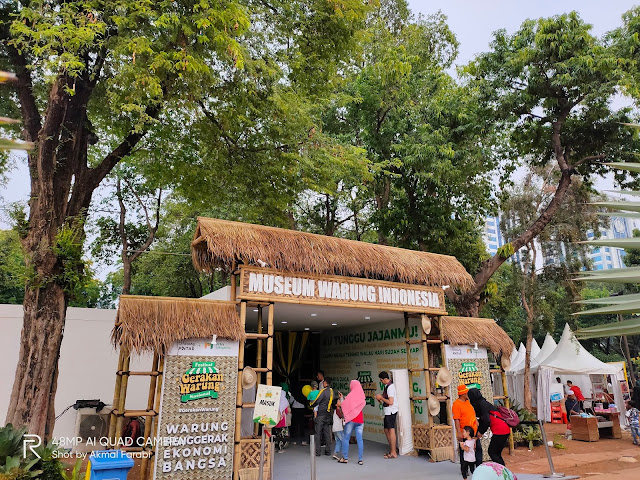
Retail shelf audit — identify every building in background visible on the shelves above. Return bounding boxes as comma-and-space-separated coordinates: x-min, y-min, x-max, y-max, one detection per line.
481, 214, 636, 271
585, 215, 634, 270
482, 215, 505, 256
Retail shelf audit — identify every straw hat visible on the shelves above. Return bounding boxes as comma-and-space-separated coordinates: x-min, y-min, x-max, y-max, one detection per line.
241, 366, 257, 389
427, 395, 440, 416
421, 315, 431, 335
436, 367, 452, 387
500, 354, 511, 371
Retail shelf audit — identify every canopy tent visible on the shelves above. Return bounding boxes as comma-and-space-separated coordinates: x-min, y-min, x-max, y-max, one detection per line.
507, 337, 555, 408
509, 339, 540, 373
537, 324, 625, 426
506, 343, 526, 373
511, 334, 557, 375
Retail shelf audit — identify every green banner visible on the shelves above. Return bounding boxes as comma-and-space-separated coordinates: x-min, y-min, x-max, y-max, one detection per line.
180, 390, 218, 402
192, 361, 216, 368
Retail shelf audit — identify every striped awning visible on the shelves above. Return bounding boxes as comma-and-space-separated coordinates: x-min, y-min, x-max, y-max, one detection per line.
460, 362, 477, 373
187, 365, 218, 374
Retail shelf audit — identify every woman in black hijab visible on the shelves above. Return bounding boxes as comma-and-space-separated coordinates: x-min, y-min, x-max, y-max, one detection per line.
467, 388, 511, 466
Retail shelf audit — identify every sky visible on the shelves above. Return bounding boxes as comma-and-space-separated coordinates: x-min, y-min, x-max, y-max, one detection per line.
2, 1, 640, 228
408, 0, 639, 66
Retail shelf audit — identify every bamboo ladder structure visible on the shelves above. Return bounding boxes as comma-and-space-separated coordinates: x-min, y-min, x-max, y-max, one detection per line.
405, 314, 452, 458
108, 337, 165, 480
231, 264, 274, 480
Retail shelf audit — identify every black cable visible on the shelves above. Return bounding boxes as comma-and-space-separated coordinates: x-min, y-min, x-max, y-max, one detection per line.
55, 404, 75, 421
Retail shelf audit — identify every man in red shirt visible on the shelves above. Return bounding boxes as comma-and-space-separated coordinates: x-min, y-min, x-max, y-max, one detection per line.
567, 380, 585, 410
566, 381, 585, 401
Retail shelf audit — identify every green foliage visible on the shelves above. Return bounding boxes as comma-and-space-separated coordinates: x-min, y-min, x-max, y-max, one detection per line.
552, 434, 567, 449
623, 228, 640, 267
0, 230, 26, 304
0, 424, 41, 480
0, 424, 25, 461
497, 243, 515, 259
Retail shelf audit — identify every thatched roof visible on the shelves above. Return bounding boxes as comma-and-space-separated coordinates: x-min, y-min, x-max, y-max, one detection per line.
192, 217, 474, 291
112, 296, 244, 354
442, 316, 514, 357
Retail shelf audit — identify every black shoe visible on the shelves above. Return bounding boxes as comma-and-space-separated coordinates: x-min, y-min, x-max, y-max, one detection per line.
324, 452, 331, 456
316, 453, 321, 456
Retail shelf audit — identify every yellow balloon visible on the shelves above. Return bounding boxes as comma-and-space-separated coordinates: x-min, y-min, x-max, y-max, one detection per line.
302, 385, 312, 398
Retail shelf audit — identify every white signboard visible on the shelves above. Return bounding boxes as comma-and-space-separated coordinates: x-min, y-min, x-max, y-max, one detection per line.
167, 336, 240, 357
253, 384, 282, 426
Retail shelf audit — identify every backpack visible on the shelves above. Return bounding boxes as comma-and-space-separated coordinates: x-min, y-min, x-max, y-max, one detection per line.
491, 406, 520, 428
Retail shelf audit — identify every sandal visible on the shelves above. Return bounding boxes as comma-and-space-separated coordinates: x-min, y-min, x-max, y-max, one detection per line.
338, 458, 348, 464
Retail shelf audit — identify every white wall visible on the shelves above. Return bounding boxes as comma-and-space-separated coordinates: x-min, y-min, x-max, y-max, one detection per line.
0, 304, 151, 440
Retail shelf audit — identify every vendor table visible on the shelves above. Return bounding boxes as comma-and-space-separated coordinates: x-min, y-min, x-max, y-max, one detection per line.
570, 412, 621, 442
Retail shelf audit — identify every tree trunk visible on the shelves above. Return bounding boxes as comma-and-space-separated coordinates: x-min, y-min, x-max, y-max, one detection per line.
450, 169, 573, 316
522, 313, 534, 411
5, 265, 67, 436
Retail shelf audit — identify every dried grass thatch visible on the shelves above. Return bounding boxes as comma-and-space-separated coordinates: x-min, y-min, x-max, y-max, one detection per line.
192, 217, 474, 291
442, 316, 514, 357
113, 295, 245, 354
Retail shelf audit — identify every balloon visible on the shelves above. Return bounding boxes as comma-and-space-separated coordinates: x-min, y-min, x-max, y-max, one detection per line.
302, 385, 312, 398
307, 390, 319, 402
472, 462, 518, 480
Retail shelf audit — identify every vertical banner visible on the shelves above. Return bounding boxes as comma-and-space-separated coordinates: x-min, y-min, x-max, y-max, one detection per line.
445, 345, 492, 460
154, 337, 239, 480
320, 319, 429, 443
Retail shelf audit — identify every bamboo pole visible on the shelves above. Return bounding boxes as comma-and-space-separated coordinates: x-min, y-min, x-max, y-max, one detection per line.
254, 306, 264, 436
421, 318, 433, 430
234, 301, 247, 480
502, 369, 514, 454
438, 317, 452, 427
109, 348, 126, 443
404, 313, 415, 423
151, 354, 165, 442
114, 350, 131, 445
140, 353, 160, 480
267, 303, 274, 386
230, 260, 238, 302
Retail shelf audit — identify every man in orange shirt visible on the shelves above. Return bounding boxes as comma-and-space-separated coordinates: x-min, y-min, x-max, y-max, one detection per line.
453, 384, 481, 469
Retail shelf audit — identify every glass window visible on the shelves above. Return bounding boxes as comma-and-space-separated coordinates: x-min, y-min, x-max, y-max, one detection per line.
606, 256, 612, 261
592, 255, 602, 262
592, 248, 600, 254
596, 264, 604, 270
587, 232, 594, 239
487, 228, 496, 234
488, 236, 496, 242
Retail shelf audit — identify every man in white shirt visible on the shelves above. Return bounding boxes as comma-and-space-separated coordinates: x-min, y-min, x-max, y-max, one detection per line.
375, 371, 398, 459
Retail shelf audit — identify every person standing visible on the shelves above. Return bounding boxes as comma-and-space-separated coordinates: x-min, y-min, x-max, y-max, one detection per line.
290, 387, 308, 446
468, 388, 510, 465
459, 425, 477, 480
625, 400, 639, 446
453, 385, 480, 467
566, 380, 585, 409
339, 379, 366, 465
375, 371, 398, 459
310, 377, 334, 456
332, 396, 345, 459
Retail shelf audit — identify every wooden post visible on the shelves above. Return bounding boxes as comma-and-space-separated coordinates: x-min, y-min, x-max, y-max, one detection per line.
502, 368, 514, 454
438, 317, 452, 427
404, 313, 415, 423
109, 348, 126, 443
234, 301, 247, 480
230, 260, 238, 302
151, 354, 165, 441
267, 303, 274, 386
140, 353, 160, 480
114, 349, 131, 445
421, 317, 433, 430
255, 306, 264, 436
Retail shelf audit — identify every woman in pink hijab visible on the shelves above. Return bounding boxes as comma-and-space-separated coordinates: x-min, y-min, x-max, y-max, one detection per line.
338, 379, 366, 464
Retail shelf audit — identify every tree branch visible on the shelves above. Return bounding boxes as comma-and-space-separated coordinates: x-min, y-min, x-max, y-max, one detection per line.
4, 43, 41, 142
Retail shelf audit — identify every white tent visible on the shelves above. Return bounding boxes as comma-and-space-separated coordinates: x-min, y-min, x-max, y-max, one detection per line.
507, 339, 541, 407
512, 333, 556, 375
507, 343, 526, 372
537, 324, 626, 426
